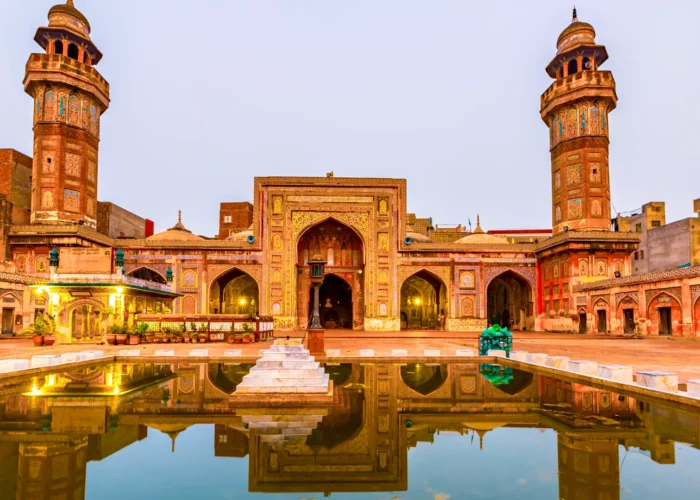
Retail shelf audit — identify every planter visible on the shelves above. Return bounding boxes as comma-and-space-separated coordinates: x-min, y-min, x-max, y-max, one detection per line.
154, 337, 163, 343
172, 337, 181, 343
106, 334, 117, 345
116, 334, 127, 345
198, 335, 208, 343
128, 335, 140, 345
209, 333, 219, 342
146, 335, 155, 343
43, 335, 56, 347
33, 335, 44, 347
184, 336, 192, 343
227, 336, 235, 344
235, 336, 242, 344
242, 336, 251, 344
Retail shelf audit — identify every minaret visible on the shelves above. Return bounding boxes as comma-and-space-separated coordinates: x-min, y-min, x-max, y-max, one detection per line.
24, 0, 110, 229
541, 8, 616, 234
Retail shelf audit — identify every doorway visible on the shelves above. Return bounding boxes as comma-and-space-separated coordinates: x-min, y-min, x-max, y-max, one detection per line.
1, 308, 14, 334
309, 275, 353, 329
623, 309, 635, 334
658, 307, 672, 336
597, 310, 607, 333
578, 313, 587, 334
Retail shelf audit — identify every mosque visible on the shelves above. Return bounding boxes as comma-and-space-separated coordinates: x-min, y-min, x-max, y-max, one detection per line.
1, 2, 698, 340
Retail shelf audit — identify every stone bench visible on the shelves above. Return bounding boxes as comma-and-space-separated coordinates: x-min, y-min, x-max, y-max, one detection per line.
224, 349, 242, 357
455, 349, 474, 357
391, 349, 408, 357
60, 353, 80, 363
636, 371, 678, 392
31, 355, 61, 368
325, 349, 340, 357
0, 359, 30, 373
545, 356, 570, 370
189, 349, 208, 356
119, 349, 140, 356
568, 360, 598, 376
687, 380, 700, 398
359, 349, 374, 357
82, 350, 104, 359
487, 349, 506, 357
424, 349, 441, 357
509, 350, 528, 362
597, 365, 633, 383
526, 353, 548, 365
154, 349, 174, 356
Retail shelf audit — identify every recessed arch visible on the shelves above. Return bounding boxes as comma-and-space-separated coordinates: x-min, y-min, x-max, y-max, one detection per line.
400, 270, 447, 330
209, 267, 259, 315
127, 267, 167, 284
67, 43, 79, 60
296, 217, 364, 267
310, 273, 354, 329
206, 363, 255, 396
493, 369, 534, 396
486, 270, 533, 330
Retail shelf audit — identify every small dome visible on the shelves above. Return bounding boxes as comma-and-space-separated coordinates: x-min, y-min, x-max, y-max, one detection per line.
556, 9, 596, 54
48, 0, 91, 36
455, 214, 509, 244
407, 232, 432, 243
147, 211, 204, 242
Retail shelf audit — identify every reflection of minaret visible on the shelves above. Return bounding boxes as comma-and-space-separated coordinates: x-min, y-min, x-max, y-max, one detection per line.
557, 434, 619, 500
16, 437, 89, 500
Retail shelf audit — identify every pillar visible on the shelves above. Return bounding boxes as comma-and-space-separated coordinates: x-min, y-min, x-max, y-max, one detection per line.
681, 282, 692, 336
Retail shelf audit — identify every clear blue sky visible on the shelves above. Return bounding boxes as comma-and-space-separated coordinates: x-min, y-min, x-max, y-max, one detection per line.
1, 1, 697, 236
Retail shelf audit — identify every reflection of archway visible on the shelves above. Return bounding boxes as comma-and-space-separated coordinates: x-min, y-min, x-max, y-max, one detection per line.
309, 274, 353, 329
210, 268, 259, 315
296, 218, 364, 330
207, 363, 255, 395
493, 369, 534, 396
127, 267, 166, 284
486, 271, 533, 330
400, 271, 446, 330
400, 363, 448, 396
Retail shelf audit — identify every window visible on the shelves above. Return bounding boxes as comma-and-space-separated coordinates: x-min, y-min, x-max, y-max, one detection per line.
223, 215, 232, 224
635, 223, 642, 233
218, 434, 227, 443
567, 59, 578, 76
651, 220, 661, 227
634, 251, 638, 261
640, 250, 645, 259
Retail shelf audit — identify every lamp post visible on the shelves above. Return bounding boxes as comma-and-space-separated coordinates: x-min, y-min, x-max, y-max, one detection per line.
307, 254, 326, 355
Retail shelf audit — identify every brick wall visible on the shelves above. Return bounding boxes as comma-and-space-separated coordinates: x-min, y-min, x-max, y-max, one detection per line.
97, 202, 146, 238
218, 202, 253, 239
0, 149, 32, 225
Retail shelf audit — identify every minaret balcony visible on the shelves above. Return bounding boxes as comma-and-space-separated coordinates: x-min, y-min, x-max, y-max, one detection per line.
23, 53, 110, 110
540, 70, 617, 119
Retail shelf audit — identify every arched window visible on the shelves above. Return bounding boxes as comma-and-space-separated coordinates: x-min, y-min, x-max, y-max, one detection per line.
582, 56, 591, 70
44, 91, 56, 121
54, 40, 64, 55
67, 43, 79, 60
567, 59, 578, 76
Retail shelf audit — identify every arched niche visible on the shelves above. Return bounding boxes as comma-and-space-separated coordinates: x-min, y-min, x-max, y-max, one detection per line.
210, 268, 259, 315
486, 270, 533, 330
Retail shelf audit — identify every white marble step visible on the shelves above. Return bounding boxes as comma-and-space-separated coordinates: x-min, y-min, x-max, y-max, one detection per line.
243, 415, 325, 423
246, 421, 318, 429
259, 352, 312, 360
248, 367, 325, 378
268, 345, 308, 353
254, 360, 320, 369
235, 385, 329, 393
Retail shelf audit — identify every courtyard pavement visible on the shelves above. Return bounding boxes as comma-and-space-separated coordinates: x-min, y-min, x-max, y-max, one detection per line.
2, 331, 700, 382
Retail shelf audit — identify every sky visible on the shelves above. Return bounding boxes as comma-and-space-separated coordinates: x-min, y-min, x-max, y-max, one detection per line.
1, 1, 698, 236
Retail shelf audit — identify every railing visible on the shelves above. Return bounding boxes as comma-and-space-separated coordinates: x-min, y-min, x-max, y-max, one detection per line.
136, 314, 275, 342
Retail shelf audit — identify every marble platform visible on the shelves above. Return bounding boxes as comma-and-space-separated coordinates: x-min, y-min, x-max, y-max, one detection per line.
636, 371, 678, 392
360, 349, 375, 357
597, 365, 633, 383
391, 349, 408, 357
487, 349, 506, 357
568, 360, 598, 376
545, 356, 570, 370
225, 349, 242, 357
509, 350, 528, 362
189, 349, 208, 356
234, 339, 331, 397
119, 349, 140, 356
238, 408, 328, 447
82, 350, 104, 359
154, 350, 175, 356
424, 349, 441, 357
325, 349, 340, 357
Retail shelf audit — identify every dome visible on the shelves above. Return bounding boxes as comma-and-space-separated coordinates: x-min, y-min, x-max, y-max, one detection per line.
407, 232, 432, 243
48, 0, 91, 36
147, 211, 205, 242
556, 9, 596, 54
455, 215, 510, 244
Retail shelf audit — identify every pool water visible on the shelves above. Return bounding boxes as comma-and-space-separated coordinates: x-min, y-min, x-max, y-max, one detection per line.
1, 361, 699, 499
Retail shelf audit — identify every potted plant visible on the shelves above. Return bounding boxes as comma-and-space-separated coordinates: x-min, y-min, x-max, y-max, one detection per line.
129, 322, 148, 345
115, 324, 128, 345
42, 314, 57, 346
244, 323, 257, 343
171, 325, 183, 343
106, 324, 119, 345
226, 333, 235, 344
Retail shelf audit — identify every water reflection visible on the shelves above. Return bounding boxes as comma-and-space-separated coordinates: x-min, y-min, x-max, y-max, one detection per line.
0, 361, 698, 498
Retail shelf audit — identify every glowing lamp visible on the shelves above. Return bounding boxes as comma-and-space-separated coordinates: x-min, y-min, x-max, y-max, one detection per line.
115, 287, 124, 295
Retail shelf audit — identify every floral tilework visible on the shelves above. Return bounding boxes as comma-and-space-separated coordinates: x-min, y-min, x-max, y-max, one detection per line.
567, 164, 582, 186
568, 198, 582, 219
64, 189, 80, 212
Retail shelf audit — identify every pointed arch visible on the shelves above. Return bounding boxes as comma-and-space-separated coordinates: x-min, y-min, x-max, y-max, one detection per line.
486, 269, 534, 330
400, 269, 448, 330
127, 266, 167, 284
401, 363, 449, 396
209, 266, 259, 315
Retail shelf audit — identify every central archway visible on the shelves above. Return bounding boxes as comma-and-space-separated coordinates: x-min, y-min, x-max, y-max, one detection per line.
210, 268, 259, 315
400, 270, 447, 330
486, 271, 533, 330
297, 218, 364, 330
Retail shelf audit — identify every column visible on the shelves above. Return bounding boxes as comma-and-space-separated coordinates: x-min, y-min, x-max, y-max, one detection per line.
681, 282, 692, 336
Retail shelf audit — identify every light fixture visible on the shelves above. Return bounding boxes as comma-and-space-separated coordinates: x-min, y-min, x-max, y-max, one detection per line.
113, 385, 120, 395
30, 384, 42, 395
414, 297, 421, 305
239, 298, 247, 306
115, 287, 124, 295
35, 287, 46, 295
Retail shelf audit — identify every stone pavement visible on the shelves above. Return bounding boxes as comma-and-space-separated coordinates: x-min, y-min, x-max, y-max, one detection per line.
2, 331, 700, 382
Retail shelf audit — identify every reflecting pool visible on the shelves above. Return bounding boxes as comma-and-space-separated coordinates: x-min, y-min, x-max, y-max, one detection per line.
1, 361, 699, 499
